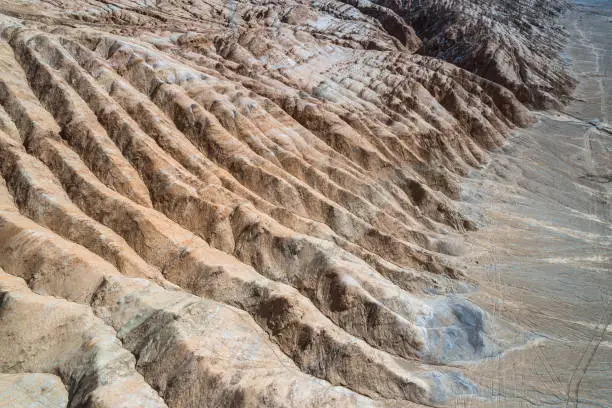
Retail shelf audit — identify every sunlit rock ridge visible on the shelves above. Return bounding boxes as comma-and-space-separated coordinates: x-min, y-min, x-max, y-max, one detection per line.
0, 0, 574, 406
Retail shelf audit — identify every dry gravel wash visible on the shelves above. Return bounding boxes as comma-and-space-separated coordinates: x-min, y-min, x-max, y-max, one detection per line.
454, 1, 611, 407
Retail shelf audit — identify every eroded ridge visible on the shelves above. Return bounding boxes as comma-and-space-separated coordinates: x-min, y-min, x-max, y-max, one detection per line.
0, 0, 566, 406
408, 0, 575, 108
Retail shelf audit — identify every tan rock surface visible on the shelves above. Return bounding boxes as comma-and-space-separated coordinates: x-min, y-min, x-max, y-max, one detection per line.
0, 373, 68, 408
0, 0, 598, 407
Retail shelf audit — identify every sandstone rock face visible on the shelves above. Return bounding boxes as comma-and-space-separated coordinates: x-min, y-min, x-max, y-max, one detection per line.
0, 0, 572, 407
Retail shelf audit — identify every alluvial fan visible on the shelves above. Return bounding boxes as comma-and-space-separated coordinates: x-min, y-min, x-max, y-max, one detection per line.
0, 0, 573, 406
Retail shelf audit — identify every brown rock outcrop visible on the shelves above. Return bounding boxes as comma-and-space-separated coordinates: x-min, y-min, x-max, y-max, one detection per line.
407, 0, 575, 108
0, 0, 572, 406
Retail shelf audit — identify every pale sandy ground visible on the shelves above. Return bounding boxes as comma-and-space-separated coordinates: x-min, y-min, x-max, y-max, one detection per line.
450, 1, 611, 407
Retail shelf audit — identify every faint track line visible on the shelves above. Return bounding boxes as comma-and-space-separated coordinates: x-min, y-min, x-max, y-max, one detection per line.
564, 298, 611, 408
536, 344, 564, 397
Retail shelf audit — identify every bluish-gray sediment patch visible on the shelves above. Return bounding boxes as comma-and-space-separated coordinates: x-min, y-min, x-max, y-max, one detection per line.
420, 371, 479, 405
416, 295, 528, 363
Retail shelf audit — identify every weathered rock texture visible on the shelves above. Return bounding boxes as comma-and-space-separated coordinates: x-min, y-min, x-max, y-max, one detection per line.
0, 373, 68, 408
407, 0, 576, 108
0, 0, 572, 406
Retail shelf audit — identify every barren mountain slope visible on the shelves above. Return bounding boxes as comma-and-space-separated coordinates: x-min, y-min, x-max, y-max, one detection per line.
406, 0, 576, 108
0, 1, 577, 407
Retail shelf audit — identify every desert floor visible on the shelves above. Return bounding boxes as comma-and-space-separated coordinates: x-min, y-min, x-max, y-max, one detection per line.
452, 1, 611, 406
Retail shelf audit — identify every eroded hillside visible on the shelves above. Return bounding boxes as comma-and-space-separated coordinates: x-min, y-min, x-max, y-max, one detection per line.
407, 0, 575, 108
0, 0, 574, 406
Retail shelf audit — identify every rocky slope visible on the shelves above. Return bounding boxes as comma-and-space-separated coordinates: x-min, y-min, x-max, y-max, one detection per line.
0, 0, 574, 407
407, 0, 576, 108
